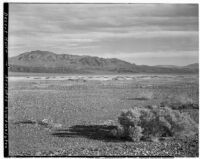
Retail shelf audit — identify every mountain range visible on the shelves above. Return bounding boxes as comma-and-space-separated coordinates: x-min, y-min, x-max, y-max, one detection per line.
8, 50, 199, 74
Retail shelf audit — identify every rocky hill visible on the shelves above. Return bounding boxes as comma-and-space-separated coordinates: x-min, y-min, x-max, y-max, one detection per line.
8, 50, 198, 74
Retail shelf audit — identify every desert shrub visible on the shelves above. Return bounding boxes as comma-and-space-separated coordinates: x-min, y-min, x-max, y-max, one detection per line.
117, 108, 143, 141
110, 124, 143, 142
116, 105, 198, 142
143, 106, 198, 139
161, 94, 198, 110
128, 125, 143, 142
118, 109, 140, 127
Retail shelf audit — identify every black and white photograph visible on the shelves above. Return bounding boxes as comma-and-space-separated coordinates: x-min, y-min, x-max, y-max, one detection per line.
4, 2, 199, 157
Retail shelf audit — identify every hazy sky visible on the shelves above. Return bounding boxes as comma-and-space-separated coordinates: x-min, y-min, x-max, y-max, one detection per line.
9, 4, 198, 66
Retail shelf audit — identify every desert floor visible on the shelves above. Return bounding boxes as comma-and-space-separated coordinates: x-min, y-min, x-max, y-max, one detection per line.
8, 73, 199, 157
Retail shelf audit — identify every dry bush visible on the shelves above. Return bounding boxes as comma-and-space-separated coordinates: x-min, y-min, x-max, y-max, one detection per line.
161, 94, 198, 110
128, 125, 143, 142
116, 108, 143, 141
141, 105, 198, 139
115, 105, 198, 142
118, 108, 140, 127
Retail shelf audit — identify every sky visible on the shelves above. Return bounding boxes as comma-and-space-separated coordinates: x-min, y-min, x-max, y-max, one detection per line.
9, 3, 198, 66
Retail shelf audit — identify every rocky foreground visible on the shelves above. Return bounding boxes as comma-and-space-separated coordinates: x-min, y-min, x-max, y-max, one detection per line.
10, 135, 198, 157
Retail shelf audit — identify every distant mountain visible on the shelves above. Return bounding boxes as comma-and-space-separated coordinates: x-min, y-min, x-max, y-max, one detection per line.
155, 63, 199, 69
184, 63, 199, 69
8, 50, 199, 74
154, 65, 181, 68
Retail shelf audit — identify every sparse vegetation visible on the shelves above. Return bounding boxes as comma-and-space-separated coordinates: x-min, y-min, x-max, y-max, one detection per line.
8, 74, 199, 156
115, 105, 198, 142
161, 93, 198, 110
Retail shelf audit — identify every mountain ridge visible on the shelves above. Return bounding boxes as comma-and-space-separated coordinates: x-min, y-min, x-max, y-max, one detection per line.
8, 50, 198, 74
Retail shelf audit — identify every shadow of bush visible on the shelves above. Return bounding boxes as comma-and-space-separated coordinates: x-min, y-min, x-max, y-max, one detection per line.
51, 124, 129, 142
126, 97, 149, 101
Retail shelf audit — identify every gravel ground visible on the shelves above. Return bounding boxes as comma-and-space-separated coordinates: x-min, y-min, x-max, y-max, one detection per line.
8, 75, 199, 157
10, 136, 198, 157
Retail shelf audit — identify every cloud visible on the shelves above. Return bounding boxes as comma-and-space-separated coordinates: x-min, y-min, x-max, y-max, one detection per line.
8, 3, 199, 66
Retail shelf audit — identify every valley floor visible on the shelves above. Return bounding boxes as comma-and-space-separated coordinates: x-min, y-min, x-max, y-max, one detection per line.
7, 74, 199, 157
